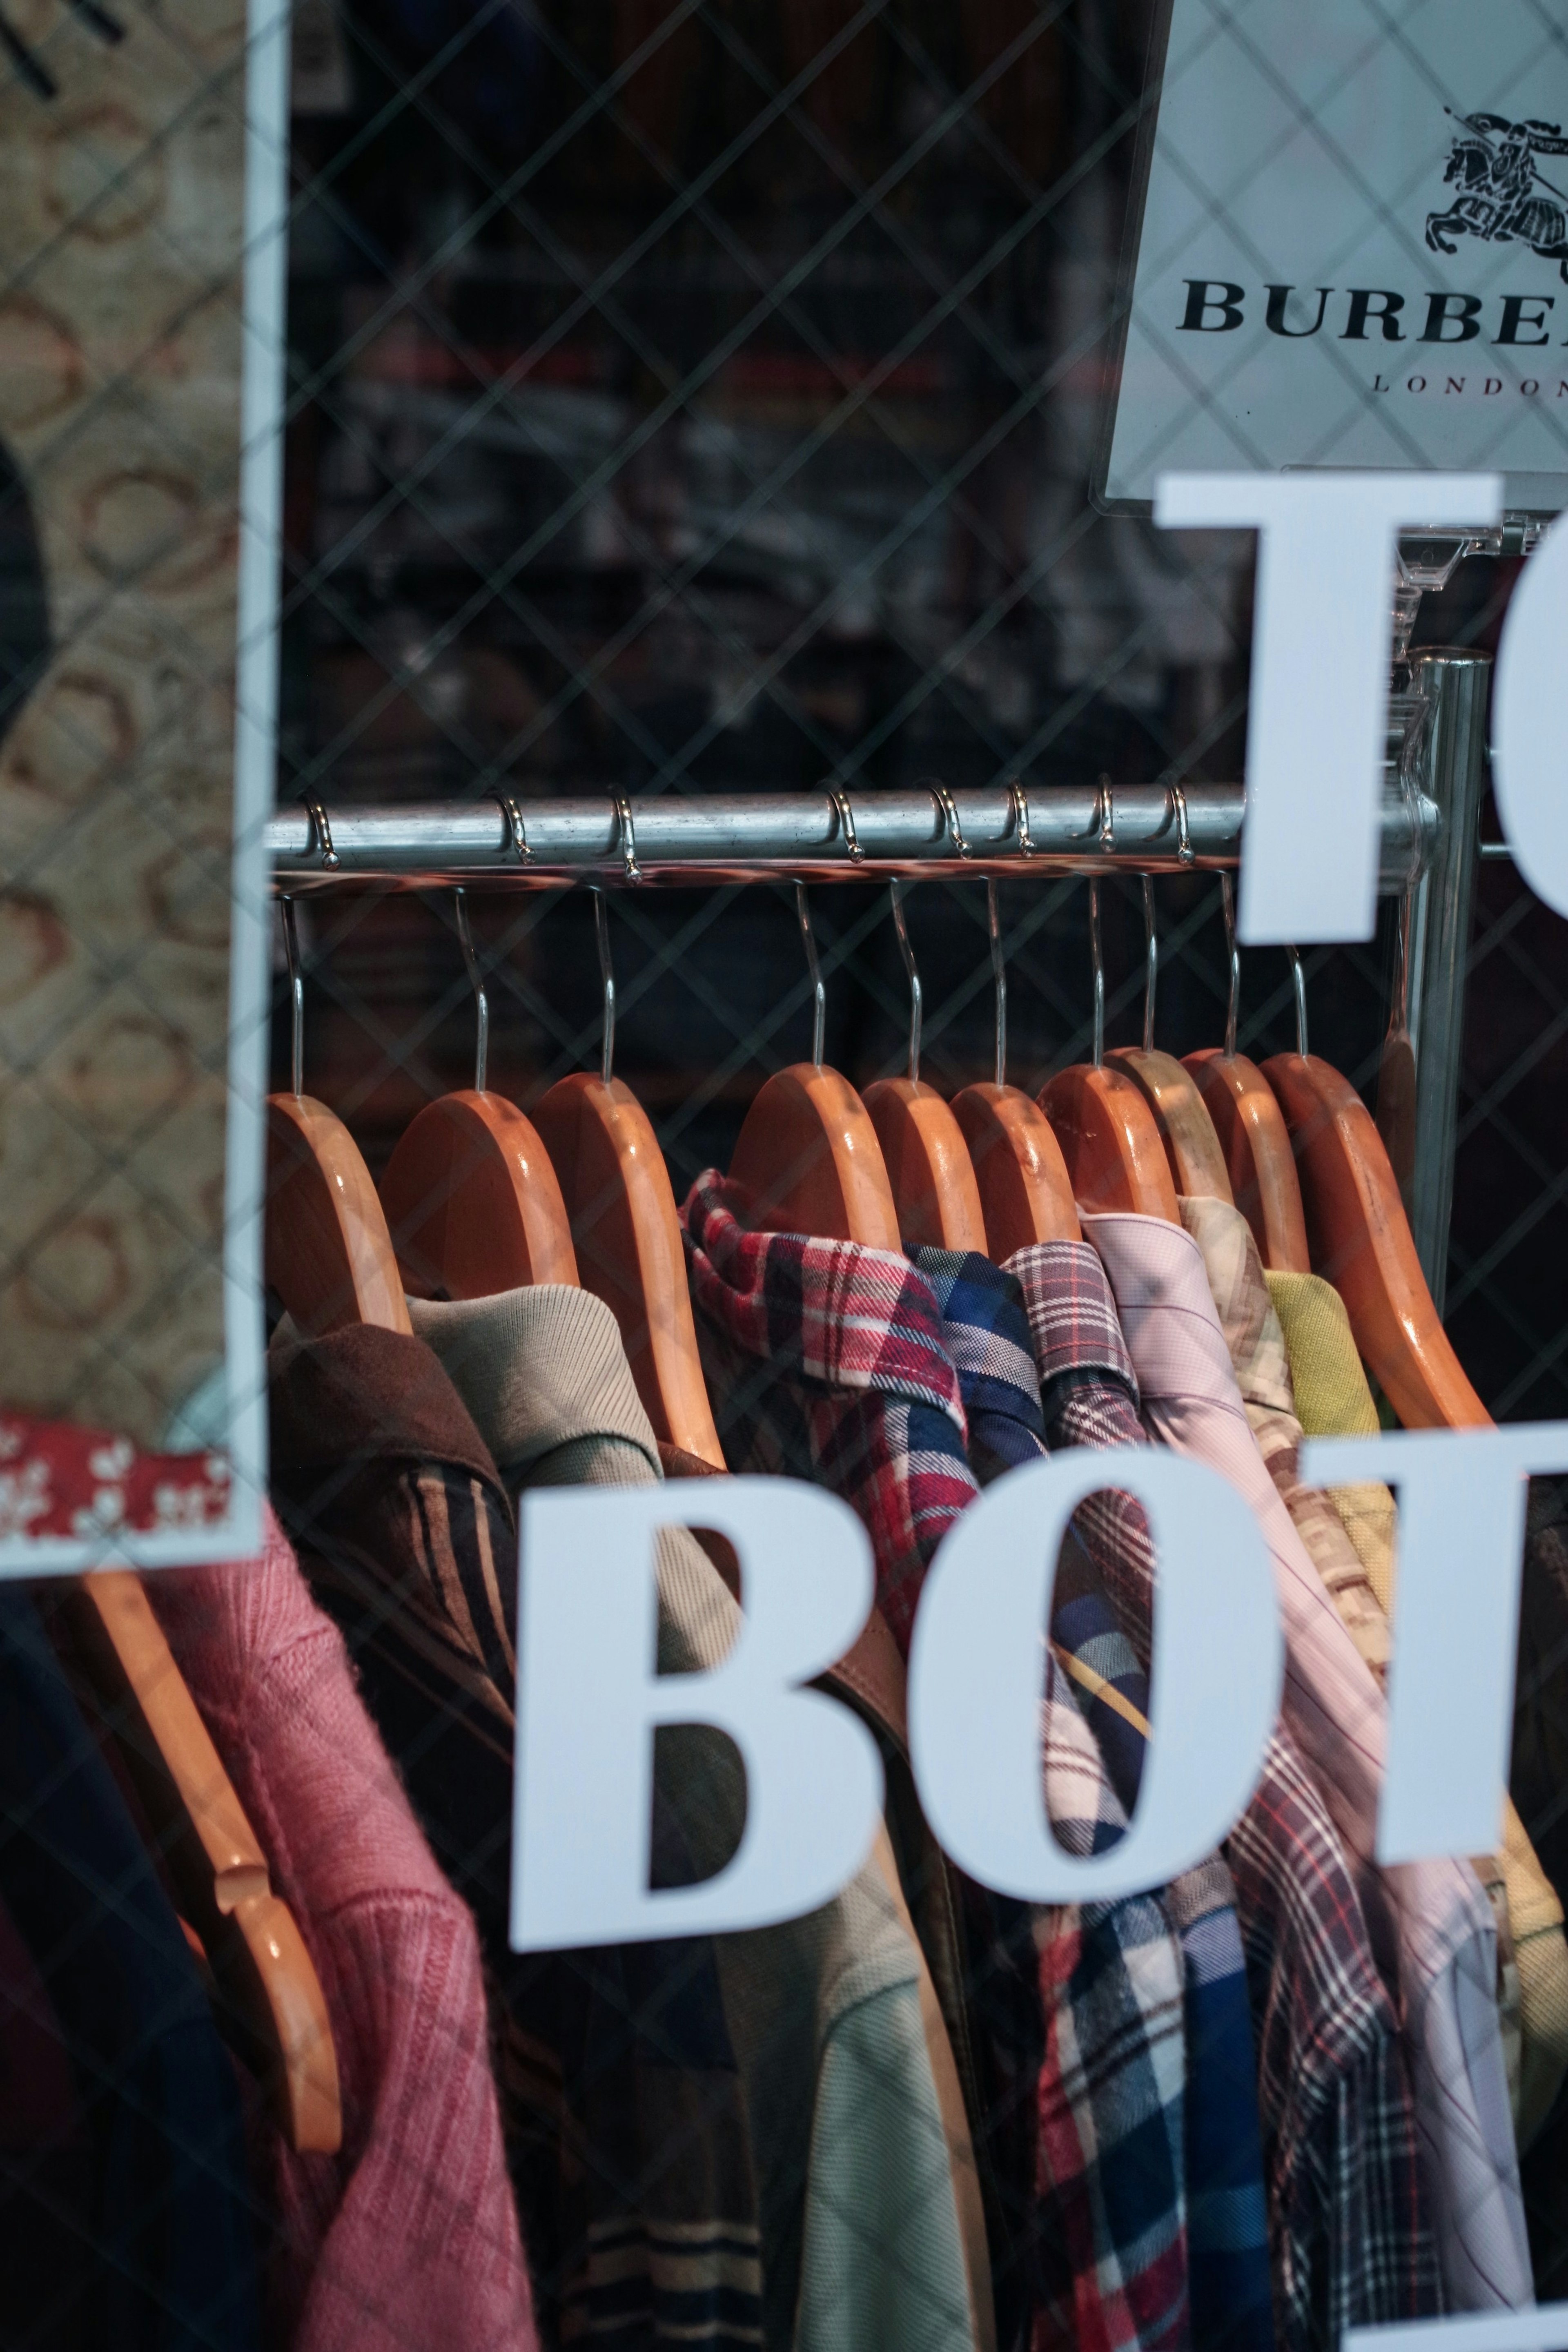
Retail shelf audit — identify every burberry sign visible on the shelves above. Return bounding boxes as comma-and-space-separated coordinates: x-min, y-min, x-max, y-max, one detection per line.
1102, 1, 1568, 510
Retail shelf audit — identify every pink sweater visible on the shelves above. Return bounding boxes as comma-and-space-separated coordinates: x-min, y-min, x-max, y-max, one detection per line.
150, 1506, 539, 2352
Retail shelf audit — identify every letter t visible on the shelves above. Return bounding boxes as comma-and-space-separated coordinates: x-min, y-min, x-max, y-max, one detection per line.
1302, 1423, 1568, 1864
1155, 474, 1502, 941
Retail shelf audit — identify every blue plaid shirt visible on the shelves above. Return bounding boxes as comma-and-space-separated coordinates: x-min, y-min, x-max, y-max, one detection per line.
914, 1248, 1275, 2352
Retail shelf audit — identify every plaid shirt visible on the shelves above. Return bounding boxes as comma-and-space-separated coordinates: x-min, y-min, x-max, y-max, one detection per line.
915, 1247, 1273, 2352
1007, 1238, 1443, 2352
682, 1172, 1190, 2352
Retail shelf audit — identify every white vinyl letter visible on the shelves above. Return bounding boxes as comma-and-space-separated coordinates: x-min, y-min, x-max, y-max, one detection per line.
512, 1478, 883, 1950
1155, 473, 1502, 945
1494, 511, 1568, 918
906, 1449, 1282, 1903
1302, 1424, 1568, 1865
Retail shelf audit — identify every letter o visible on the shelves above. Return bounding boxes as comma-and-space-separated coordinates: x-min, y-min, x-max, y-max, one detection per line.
907, 1449, 1282, 1903
1408, 375, 1427, 392
1524, 380, 1540, 396
1495, 510, 1568, 919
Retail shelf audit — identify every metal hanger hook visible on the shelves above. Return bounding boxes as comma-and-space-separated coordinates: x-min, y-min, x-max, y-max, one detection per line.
1089, 880, 1105, 1070
1221, 874, 1240, 1059
1009, 777, 1036, 858
890, 880, 922, 1084
613, 794, 641, 884
1285, 943, 1309, 1058
829, 785, 863, 863
795, 884, 826, 1070
1170, 780, 1194, 867
280, 894, 304, 1099
1096, 774, 1115, 857
592, 888, 616, 1084
1140, 876, 1158, 1052
987, 879, 1007, 1089
302, 792, 339, 871
454, 887, 489, 1094
931, 781, 970, 859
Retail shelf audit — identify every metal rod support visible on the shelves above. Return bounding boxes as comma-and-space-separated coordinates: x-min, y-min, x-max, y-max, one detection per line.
1402, 647, 1493, 1312
265, 784, 1438, 891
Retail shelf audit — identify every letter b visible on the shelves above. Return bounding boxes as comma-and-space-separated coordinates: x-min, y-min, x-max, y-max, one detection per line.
1179, 279, 1245, 331
512, 1478, 883, 1948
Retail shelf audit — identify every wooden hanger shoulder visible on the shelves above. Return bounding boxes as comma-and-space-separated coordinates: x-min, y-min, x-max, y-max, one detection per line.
1261, 1051, 1488, 1429
69, 1572, 341, 2153
1183, 1048, 1310, 1273
861, 1076, 988, 1253
381, 1088, 578, 1300
729, 1061, 902, 1250
1037, 1063, 1180, 1221
1106, 1046, 1234, 1202
265, 1093, 411, 1336
533, 1071, 725, 1467
950, 1081, 1081, 1253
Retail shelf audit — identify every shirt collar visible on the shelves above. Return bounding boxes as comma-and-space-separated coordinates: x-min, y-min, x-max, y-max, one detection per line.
909, 1246, 1046, 1475
406, 1282, 662, 1485
1176, 1196, 1295, 1416
1004, 1238, 1140, 1402
681, 1169, 966, 1436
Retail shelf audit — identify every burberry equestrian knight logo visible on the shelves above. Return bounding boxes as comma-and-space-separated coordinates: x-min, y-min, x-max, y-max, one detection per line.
1428, 109, 1568, 281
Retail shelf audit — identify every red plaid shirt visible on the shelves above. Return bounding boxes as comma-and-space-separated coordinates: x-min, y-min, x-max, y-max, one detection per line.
682, 1172, 1190, 2352
1008, 1238, 1442, 2350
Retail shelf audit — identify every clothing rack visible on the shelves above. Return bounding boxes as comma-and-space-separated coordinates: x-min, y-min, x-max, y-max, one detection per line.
264, 648, 1492, 1304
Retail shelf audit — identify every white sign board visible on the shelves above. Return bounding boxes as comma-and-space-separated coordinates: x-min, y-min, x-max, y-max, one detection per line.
1103, 0, 1568, 510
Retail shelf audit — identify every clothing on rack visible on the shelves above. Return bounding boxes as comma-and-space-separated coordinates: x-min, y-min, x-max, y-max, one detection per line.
681, 1171, 1192, 2352
1081, 1208, 1530, 2314
1181, 1199, 1526, 2117
1267, 1266, 1568, 2150
0, 1582, 261, 2352
1009, 1234, 1442, 2351
270, 1291, 989, 2352
146, 1506, 537, 2352
911, 1243, 1274, 2352
266, 1313, 771, 2351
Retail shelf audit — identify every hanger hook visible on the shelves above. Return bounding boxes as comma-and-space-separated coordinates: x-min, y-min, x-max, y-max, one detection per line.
280, 894, 304, 1099
613, 794, 641, 884
795, 884, 826, 1070
1140, 875, 1158, 1052
890, 880, 922, 1084
1009, 777, 1036, 858
1089, 880, 1105, 1070
454, 887, 489, 1094
1221, 873, 1240, 1059
301, 792, 339, 871
498, 793, 533, 865
1096, 774, 1115, 858
931, 781, 970, 859
829, 785, 863, 863
1285, 943, 1309, 1058
1170, 780, 1194, 867
987, 879, 1007, 1088
592, 889, 616, 1083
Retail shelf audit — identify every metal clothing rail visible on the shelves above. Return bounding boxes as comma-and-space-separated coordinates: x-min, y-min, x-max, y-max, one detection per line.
266, 780, 1439, 891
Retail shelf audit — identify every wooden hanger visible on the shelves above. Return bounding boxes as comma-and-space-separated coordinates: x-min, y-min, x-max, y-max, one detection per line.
1038, 864, 1179, 1220
951, 879, 1080, 1252
265, 899, 412, 1337
860, 880, 987, 1252
1263, 1043, 1488, 1431
532, 889, 726, 1467
67, 1572, 342, 2152
379, 892, 578, 1299
1106, 872, 1233, 1202
1179, 879, 1311, 1269
728, 880, 903, 1249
